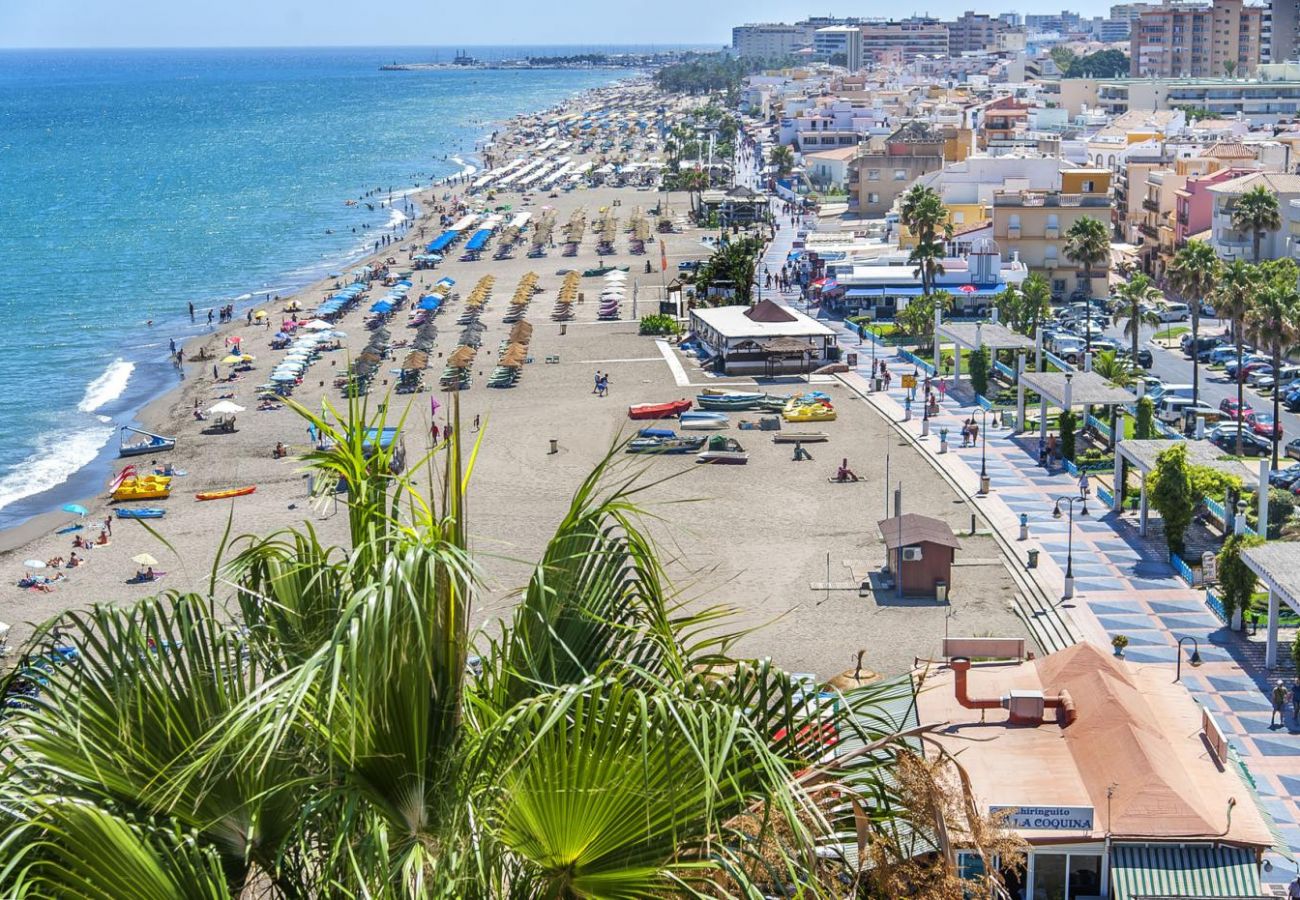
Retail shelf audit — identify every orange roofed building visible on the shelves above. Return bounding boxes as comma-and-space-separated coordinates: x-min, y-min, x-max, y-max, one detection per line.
893, 642, 1275, 899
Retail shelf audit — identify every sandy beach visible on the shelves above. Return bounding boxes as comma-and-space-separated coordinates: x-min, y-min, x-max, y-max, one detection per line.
0, 80, 1031, 677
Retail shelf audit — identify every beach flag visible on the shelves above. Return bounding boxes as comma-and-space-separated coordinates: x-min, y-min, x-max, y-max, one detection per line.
660, 239, 668, 274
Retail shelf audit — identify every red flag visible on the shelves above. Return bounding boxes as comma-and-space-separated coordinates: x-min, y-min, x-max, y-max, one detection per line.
660, 239, 668, 274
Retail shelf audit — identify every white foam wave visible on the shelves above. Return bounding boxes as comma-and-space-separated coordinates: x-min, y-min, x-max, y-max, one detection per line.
0, 424, 115, 513
386, 208, 408, 228
78, 358, 134, 413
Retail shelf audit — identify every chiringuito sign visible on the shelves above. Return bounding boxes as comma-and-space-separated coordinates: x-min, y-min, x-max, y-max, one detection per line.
990, 805, 1094, 831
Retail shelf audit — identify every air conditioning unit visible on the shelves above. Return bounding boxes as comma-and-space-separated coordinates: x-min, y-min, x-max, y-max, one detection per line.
901, 546, 924, 561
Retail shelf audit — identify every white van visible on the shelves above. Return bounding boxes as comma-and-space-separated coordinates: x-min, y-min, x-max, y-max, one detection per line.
1157, 396, 1220, 425
1147, 382, 1192, 403
1157, 302, 1190, 323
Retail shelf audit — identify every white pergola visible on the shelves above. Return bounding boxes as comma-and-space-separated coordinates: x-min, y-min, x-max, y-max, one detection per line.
934, 320, 1035, 387
1017, 370, 1137, 442
1242, 543, 1300, 669
1113, 439, 1266, 537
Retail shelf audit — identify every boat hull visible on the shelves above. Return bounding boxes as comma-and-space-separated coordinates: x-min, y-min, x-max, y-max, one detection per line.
772, 432, 830, 443
195, 486, 257, 501
119, 439, 177, 458
628, 400, 692, 420
115, 508, 167, 519
696, 451, 748, 465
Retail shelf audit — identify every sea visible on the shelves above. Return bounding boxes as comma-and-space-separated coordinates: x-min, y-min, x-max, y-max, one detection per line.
0, 46, 657, 530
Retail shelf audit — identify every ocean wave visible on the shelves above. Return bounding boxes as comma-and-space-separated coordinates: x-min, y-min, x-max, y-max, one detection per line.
78, 358, 134, 413
386, 207, 408, 229
0, 424, 114, 513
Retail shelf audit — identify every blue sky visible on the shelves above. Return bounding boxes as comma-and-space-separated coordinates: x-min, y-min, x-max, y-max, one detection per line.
0, 1, 1106, 49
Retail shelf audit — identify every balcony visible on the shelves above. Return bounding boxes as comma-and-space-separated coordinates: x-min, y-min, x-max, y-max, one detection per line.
1142, 198, 1161, 213
1139, 222, 1159, 239
993, 191, 1110, 209
1044, 225, 1059, 239
1007, 225, 1022, 239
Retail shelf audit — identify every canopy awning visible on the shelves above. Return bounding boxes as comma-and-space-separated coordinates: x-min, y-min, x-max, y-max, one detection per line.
1109, 845, 1260, 900
937, 321, 1035, 352
1018, 370, 1137, 409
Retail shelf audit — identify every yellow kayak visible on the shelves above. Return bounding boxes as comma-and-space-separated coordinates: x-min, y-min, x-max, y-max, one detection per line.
195, 486, 256, 502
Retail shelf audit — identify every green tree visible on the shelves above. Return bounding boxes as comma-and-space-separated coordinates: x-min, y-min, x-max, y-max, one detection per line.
1218, 532, 1265, 628
1019, 272, 1052, 339
0, 397, 987, 898
1231, 184, 1281, 264
900, 185, 953, 299
1059, 410, 1077, 463
1246, 258, 1300, 469
1049, 45, 1078, 72
1152, 443, 1195, 558
1213, 260, 1263, 456
695, 235, 762, 305
1064, 216, 1111, 352
1064, 48, 1130, 78
1167, 240, 1221, 409
769, 143, 795, 177
1092, 349, 1133, 387
1135, 395, 1155, 439
970, 346, 991, 397
1113, 273, 1162, 363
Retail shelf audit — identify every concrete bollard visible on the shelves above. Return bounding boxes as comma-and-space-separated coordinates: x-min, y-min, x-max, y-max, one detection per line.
549, 439, 558, 455
1019, 513, 1029, 541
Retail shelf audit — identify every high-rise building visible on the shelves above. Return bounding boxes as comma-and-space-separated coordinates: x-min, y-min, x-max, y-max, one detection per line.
1273, 0, 1300, 62
946, 11, 1009, 53
859, 19, 951, 60
1129, 0, 1266, 77
730, 23, 809, 59
813, 25, 864, 70
999, 12, 1023, 26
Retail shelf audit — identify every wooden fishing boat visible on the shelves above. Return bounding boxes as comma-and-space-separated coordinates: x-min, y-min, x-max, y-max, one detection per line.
119, 426, 177, 458
195, 486, 257, 502
115, 507, 167, 519
696, 451, 749, 465
695, 392, 765, 411
772, 432, 830, 444
679, 411, 730, 431
627, 399, 692, 420
626, 436, 706, 455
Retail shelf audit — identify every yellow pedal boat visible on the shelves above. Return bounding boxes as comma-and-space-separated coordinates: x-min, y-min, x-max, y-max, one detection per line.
782, 403, 837, 422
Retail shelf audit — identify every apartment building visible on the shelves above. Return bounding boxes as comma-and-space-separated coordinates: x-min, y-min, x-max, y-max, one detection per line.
731, 24, 809, 58
1060, 72, 1300, 122
1129, 0, 1266, 78
1274, 0, 1300, 62
851, 133, 947, 217
1209, 170, 1300, 258
991, 168, 1114, 298
979, 96, 1033, 149
945, 11, 1009, 53
860, 20, 951, 61
814, 25, 864, 70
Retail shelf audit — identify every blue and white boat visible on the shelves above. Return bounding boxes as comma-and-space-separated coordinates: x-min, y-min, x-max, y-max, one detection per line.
115, 507, 166, 519
118, 426, 176, 458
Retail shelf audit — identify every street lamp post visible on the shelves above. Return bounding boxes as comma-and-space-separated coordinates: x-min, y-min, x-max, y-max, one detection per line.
978, 408, 990, 495
1052, 493, 1090, 601
1175, 636, 1203, 682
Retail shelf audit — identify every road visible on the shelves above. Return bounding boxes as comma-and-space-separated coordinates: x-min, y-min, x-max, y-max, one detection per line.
1101, 317, 1298, 465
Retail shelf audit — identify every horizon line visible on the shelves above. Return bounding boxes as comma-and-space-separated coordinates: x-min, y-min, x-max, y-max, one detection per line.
0, 42, 724, 51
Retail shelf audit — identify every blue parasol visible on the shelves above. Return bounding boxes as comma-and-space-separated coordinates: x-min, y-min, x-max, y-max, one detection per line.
62, 503, 88, 516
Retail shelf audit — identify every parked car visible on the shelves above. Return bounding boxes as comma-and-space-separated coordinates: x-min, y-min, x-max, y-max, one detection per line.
677, 260, 702, 272
1286, 438, 1300, 462
1270, 463, 1300, 485
1256, 365, 1300, 392
1224, 355, 1268, 379
1208, 345, 1246, 366
1245, 365, 1276, 387
1246, 411, 1284, 441
1207, 425, 1273, 456
1219, 397, 1253, 420
1156, 302, 1190, 322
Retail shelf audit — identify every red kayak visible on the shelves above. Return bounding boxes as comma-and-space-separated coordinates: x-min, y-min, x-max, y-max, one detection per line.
628, 399, 692, 420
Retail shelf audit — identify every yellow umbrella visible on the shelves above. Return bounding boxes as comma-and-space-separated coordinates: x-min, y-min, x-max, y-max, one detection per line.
253, 309, 268, 319
221, 355, 244, 364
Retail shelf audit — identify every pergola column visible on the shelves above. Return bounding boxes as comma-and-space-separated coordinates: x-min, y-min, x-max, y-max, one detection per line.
1267, 588, 1280, 669
1139, 473, 1149, 536
1259, 459, 1269, 537
934, 305, 942, 379
1015, 351, 1026, 433
1112, 454, 1124, 512
954, 344, 963, 388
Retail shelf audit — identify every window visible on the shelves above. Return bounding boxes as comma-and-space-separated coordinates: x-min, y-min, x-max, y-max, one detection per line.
1053, 278, 1067, 292
1028, 852, 1103, 899
1081, 179, 1095, 192
1046, 213, 1060, 230
868, 168, 881, 180
1008, 214, 1021, 231
952, 210, 966, 224
894, 168, 908, 180
868, 192, 880, 203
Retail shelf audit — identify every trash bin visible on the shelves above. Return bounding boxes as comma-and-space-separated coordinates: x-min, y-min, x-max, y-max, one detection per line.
1027, 549, 1040, 569
846, 352, 858, 367
935, 580, 948, 602
873, 377, 883, 392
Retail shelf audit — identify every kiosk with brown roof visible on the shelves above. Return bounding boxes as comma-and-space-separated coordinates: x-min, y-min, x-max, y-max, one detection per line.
878, 513, 960, 599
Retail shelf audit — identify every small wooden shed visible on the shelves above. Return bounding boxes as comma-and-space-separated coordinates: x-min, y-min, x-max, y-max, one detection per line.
877, 513, 960, 599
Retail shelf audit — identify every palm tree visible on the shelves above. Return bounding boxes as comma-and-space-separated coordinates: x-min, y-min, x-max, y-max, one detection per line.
1231, 183, 1281, 264
1214, 260, 1263, 456
1064, 216, 1112, 357
1114, 273, 1163, 364
1246, 259, 1300, 468
0, 397, 1020, 897
1092, 349, 1134, 447
1020, 272, 1053, 340
1166, 240, 1221, 410
768, 143, 795, 177
900, 185, 952, 299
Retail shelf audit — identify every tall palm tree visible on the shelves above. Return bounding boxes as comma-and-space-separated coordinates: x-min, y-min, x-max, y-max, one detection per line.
1020, 272, 1053, 340
1, 398, 1008, 897
1166, 240, 1221, 410
768, 143, 795, 177
1231, 183, 1281, 264
1064, 216, 1112, 356
1114, 273, 1163, 363
1246, 259, 1300, 469
900, 185, 952, 299
1214, 260, 1263, 456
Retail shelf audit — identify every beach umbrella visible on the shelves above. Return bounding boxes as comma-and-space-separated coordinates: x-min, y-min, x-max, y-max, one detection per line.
271, 373, 297, 382
221, 355, 245, 364
827, 650, 881, 691
207, 400, 245, 415
254, 310, 268, 319
304, 319, 333, 331
23, 560, 45, 569
131, 553, 159, 567
62, 503, 88, 516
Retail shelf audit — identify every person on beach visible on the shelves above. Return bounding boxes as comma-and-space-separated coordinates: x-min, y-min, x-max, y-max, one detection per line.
104, 516, 111, 537
1078, 471, 1091, 497
593, 371, 602, 394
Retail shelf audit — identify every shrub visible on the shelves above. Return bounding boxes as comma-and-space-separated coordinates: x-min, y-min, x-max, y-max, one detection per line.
1058, 410, 1077, 463
1135, 396, 1154, 439
1218, 532, 1265, 628
639, 313, 680, 336
1152, 443, 1194, 558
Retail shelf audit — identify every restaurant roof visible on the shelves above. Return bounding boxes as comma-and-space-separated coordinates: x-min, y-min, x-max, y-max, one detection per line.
691, 304, 837, 339
1018, 370, 1136, 408
917, 642, 1274, 845
937, 321, 1035, 352
878, 513, 960, 550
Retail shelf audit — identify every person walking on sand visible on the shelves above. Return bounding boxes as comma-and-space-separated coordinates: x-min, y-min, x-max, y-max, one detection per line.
593, 371, 602, 394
